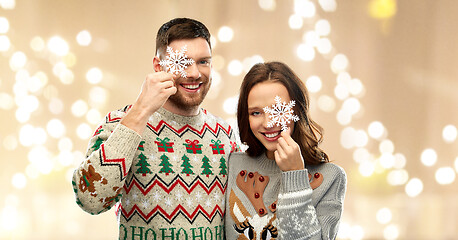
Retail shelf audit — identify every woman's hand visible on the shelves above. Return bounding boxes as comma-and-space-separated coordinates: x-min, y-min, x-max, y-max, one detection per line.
274, 128, 305, 172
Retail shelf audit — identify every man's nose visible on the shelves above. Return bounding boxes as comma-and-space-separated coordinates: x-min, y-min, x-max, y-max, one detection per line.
185, 63, 201, 79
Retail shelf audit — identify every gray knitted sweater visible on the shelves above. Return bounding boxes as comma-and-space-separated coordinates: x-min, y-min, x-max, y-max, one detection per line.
225, 152, 346, 240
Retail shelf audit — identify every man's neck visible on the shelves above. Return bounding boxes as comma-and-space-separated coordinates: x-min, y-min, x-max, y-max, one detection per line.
162, 101, 200, 117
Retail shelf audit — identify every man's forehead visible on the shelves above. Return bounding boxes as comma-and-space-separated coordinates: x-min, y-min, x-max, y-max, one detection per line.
168, 38, 211, 57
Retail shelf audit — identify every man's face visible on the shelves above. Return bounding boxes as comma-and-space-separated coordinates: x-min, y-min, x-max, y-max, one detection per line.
160, 38, 212, 113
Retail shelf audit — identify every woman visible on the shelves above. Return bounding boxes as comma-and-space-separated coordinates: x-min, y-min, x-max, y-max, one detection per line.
225, 62, 347, 240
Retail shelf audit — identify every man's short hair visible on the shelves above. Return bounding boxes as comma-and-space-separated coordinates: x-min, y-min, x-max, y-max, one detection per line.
156, 18, 211, 57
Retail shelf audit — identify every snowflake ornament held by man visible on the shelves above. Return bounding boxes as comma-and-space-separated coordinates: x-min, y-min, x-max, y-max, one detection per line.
159, 45, 195, 78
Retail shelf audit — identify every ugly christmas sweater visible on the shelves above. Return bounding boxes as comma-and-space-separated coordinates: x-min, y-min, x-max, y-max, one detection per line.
72, 106, 240, 240
225, 152, 346, 240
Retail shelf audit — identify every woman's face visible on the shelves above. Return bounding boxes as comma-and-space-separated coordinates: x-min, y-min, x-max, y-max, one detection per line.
247, 81, 294, 158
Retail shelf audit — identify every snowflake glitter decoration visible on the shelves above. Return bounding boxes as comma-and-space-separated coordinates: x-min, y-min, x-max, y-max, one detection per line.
159, 45, 195, 78
263, 96, 300, 131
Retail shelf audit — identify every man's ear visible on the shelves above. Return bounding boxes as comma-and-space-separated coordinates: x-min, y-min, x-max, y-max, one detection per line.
153, 56, 163, 72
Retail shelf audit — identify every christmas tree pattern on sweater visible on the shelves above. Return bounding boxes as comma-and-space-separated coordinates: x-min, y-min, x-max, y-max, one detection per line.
73, 106, 241, 239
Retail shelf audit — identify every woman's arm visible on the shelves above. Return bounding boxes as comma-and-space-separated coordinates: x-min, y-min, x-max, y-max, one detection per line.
276, 167, 346, 240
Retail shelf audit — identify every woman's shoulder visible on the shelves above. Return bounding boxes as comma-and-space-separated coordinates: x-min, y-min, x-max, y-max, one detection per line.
309, 162, 347, 185
229, 151, 250, 160
308, 162, 347, 203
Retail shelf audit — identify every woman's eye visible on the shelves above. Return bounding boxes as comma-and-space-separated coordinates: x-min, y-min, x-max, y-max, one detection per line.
250, 111, 261, 116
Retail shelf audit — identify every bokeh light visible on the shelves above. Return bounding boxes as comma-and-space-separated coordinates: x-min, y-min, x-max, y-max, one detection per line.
227, 60, 243, 76
297, 43, 315, 61
71, 99, 89, 117
368, 121, 385, 139
331, 54, 349, 73
86, 108, 102, 124
306, 75, 322, 93
369, 0, 397, 20
317, 95, 336, 112
86, 67, 103, 84
316, 37, 332, 54
30, 36, 45, 52
315, 19, 331, 36
0, 35, 11, 51
383, 224, 399, 240
10, 51, 27, 71
379, 139, 394, 154
455, 157, 458, 173
420, 148, 437, 167
0, 16, 9, 33
435, 167, 455, 185
76, 123, 93, 140
405, 178, 423, 197
318, 0, 337, 12
76, 30, 92, 46
223, 96, 238, 115
289, 14, 304, 29
387, 169, 409, 186
47, 36, 69, 56
0, 0, 16, 9
353, 147, 371, 163
46, 119, 66, 138
258, 0, 276, 11
376, 207, 392, 224
11, 173, 27, 189
294, 0, 316, 18
89, 86, 108, 105
217, 26, 234, 43
442, 124, 457, 143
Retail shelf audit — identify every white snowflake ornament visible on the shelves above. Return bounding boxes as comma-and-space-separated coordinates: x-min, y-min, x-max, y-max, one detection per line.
159, 45, 195, 78
263, 96, 300, 131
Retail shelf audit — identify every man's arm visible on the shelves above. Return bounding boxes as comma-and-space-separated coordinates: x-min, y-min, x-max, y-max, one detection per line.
72, 116, 142, 214
72, 70, 176, 214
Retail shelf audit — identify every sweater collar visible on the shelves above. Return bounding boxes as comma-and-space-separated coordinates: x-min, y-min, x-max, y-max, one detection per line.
254, 153, 282, 174
155, 107, 205, 126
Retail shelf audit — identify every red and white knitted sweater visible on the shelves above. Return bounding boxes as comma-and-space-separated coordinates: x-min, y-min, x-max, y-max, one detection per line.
72, 106, 240, 240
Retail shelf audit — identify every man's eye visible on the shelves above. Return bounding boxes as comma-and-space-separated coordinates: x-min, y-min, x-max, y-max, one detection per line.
198, 60, 210, 65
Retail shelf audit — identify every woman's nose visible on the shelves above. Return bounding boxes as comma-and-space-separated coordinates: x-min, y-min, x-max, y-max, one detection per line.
262, 114, 272, 128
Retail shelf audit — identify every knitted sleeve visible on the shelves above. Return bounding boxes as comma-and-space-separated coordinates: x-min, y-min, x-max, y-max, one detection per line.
72, 115, 142, 215
276, 169, 320, 239
276, 168, 346, 240
314, 168, 347, 240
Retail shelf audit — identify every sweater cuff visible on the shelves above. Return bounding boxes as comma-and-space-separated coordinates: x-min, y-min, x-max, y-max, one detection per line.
281, 169, 311, 193
107, 123, 142, 154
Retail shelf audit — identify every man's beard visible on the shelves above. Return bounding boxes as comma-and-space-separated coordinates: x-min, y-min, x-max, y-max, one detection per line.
167, 81, 211, 111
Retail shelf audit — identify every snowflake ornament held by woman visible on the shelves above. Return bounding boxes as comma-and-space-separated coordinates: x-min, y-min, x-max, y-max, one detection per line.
263, 96, 300, 131
159, 45, 195, 78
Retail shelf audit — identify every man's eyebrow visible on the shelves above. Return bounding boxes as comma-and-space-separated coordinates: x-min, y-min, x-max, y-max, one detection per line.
193, 55, 211, 60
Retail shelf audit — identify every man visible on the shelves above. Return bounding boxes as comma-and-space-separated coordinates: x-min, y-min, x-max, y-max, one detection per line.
73, 18, 239, 240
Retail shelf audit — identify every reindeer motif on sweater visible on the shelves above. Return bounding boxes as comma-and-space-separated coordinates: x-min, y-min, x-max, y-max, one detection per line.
229, 171, 278, 240
228, 169, 325, 240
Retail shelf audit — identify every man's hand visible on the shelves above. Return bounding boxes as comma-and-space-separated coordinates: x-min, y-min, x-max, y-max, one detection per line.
274, 128, 305, 172
120, 72, 177, 135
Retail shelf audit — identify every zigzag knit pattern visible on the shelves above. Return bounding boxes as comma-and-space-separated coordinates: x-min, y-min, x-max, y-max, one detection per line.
73, 106, 239, 240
